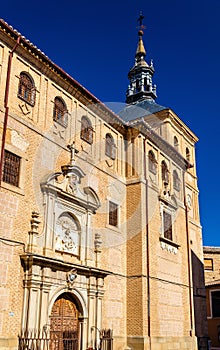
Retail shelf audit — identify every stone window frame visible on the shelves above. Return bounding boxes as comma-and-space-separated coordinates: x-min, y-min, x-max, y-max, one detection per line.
162, 210, 173, 241
108, 200, 118, 227
204, 258, 213, 271
148, 150, 157, 175
173, 170, 181, 192
186, 147, 190, 162
80, 116, 93, 144
161, 160, 169, 184
174, 136, 179, 150
159, 201, 179, 250
105, 133, 116, 160
53, 96, 68, 127
18, 71, 36, 106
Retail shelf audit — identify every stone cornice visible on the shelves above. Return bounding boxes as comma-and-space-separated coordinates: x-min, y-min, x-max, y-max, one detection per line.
20, 253, 111, 278
0, 19, 125, 134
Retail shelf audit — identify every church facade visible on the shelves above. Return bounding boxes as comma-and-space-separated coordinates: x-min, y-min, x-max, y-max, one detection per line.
0, 19, 208, 350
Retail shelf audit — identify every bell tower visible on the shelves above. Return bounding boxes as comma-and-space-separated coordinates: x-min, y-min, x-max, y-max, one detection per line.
126, 13, 157, 104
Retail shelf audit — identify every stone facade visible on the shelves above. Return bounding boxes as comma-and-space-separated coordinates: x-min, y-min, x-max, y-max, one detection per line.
204, 246, 220, 348
0, 19, 208, 350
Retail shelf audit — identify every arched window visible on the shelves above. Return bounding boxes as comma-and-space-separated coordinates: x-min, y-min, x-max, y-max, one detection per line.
173, 170, 180, 191
148, 150, 157, 174
18, 72, 36, 106
186, 147, 190, 162
136, 80, 140, 92
105, 133, 116, 160
53, 97, 68, 127
80, 116, 93, 144
161, 160, 169, 184
174, 136, 179, 150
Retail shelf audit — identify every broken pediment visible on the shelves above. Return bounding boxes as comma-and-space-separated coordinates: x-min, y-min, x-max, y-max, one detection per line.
41, 143, 100, 213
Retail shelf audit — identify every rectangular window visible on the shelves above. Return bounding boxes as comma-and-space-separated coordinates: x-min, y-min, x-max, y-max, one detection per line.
163, 211, 172, 240
204, 258, 213, 271
3, 150, 21, 187
109, 201, 118, 227
211, 291, 220, 317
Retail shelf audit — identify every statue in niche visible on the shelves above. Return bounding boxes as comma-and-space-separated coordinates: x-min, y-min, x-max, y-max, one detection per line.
66, 174, 78, 195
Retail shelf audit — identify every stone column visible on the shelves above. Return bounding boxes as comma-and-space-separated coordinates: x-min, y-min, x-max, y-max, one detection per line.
87, 277, 97, 348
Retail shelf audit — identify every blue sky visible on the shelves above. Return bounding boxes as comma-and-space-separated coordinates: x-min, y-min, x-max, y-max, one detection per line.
1, 0, 219, 246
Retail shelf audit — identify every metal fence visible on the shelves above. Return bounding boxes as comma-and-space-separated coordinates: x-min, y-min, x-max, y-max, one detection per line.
18, 328, 113, 350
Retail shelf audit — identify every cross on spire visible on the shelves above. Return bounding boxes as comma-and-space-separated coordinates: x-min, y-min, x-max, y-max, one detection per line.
137, 11, 146, 30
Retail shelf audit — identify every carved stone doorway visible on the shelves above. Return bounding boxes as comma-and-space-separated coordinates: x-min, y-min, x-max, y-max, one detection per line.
50, 293, 79, 350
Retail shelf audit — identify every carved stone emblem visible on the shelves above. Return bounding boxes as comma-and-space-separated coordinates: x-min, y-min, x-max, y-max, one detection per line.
19, 102, 31, 115
66, 268, 77, 288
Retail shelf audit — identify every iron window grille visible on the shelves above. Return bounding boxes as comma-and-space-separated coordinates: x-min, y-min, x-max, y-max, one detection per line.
3, 150, 21, 187
18, 72, 36, 106
105, 134, 116, 160
80, 116, 93, 144
109, 201, 118, 227
53, 97, 68, 127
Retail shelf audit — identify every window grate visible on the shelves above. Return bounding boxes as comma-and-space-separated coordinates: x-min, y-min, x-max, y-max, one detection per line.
3, 150, 21, 187
18, 72, 36, 106
80, 116, 93, 144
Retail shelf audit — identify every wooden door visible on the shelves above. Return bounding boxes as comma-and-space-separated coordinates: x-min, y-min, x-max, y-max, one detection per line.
50, 294, 79, 350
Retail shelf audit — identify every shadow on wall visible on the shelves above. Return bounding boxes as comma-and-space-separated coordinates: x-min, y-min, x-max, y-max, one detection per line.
191, 250, 209, 350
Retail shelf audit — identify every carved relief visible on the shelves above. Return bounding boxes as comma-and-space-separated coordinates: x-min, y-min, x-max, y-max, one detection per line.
55, 213, 80, 255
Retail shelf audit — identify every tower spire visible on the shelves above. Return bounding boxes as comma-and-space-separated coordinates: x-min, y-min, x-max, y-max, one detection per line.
126, 13, 157, 104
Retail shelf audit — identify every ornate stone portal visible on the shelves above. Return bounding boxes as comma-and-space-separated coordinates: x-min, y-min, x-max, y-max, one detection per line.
21, 144, 107, 350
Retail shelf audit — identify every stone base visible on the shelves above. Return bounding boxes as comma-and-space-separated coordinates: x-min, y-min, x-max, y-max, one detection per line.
0, 337, 18, 350
127, 335, 198, 350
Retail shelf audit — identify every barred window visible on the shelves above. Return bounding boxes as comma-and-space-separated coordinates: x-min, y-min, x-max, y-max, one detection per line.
148, 150, 157, 174
81, 116, 93, 144
161, 160, 169, 183
109, 201, 118, 227
53, 97, 68, 127
173, 170, 181, 191
18, 72, 36, 106
105, 134, 115, 160
3, 150, 21, 187
163, 211, 172, 241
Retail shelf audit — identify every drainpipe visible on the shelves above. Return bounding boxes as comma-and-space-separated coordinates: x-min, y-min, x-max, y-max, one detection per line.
183, 168, 194, 336
143, 136, 151, 350
0, 35, 21, 187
